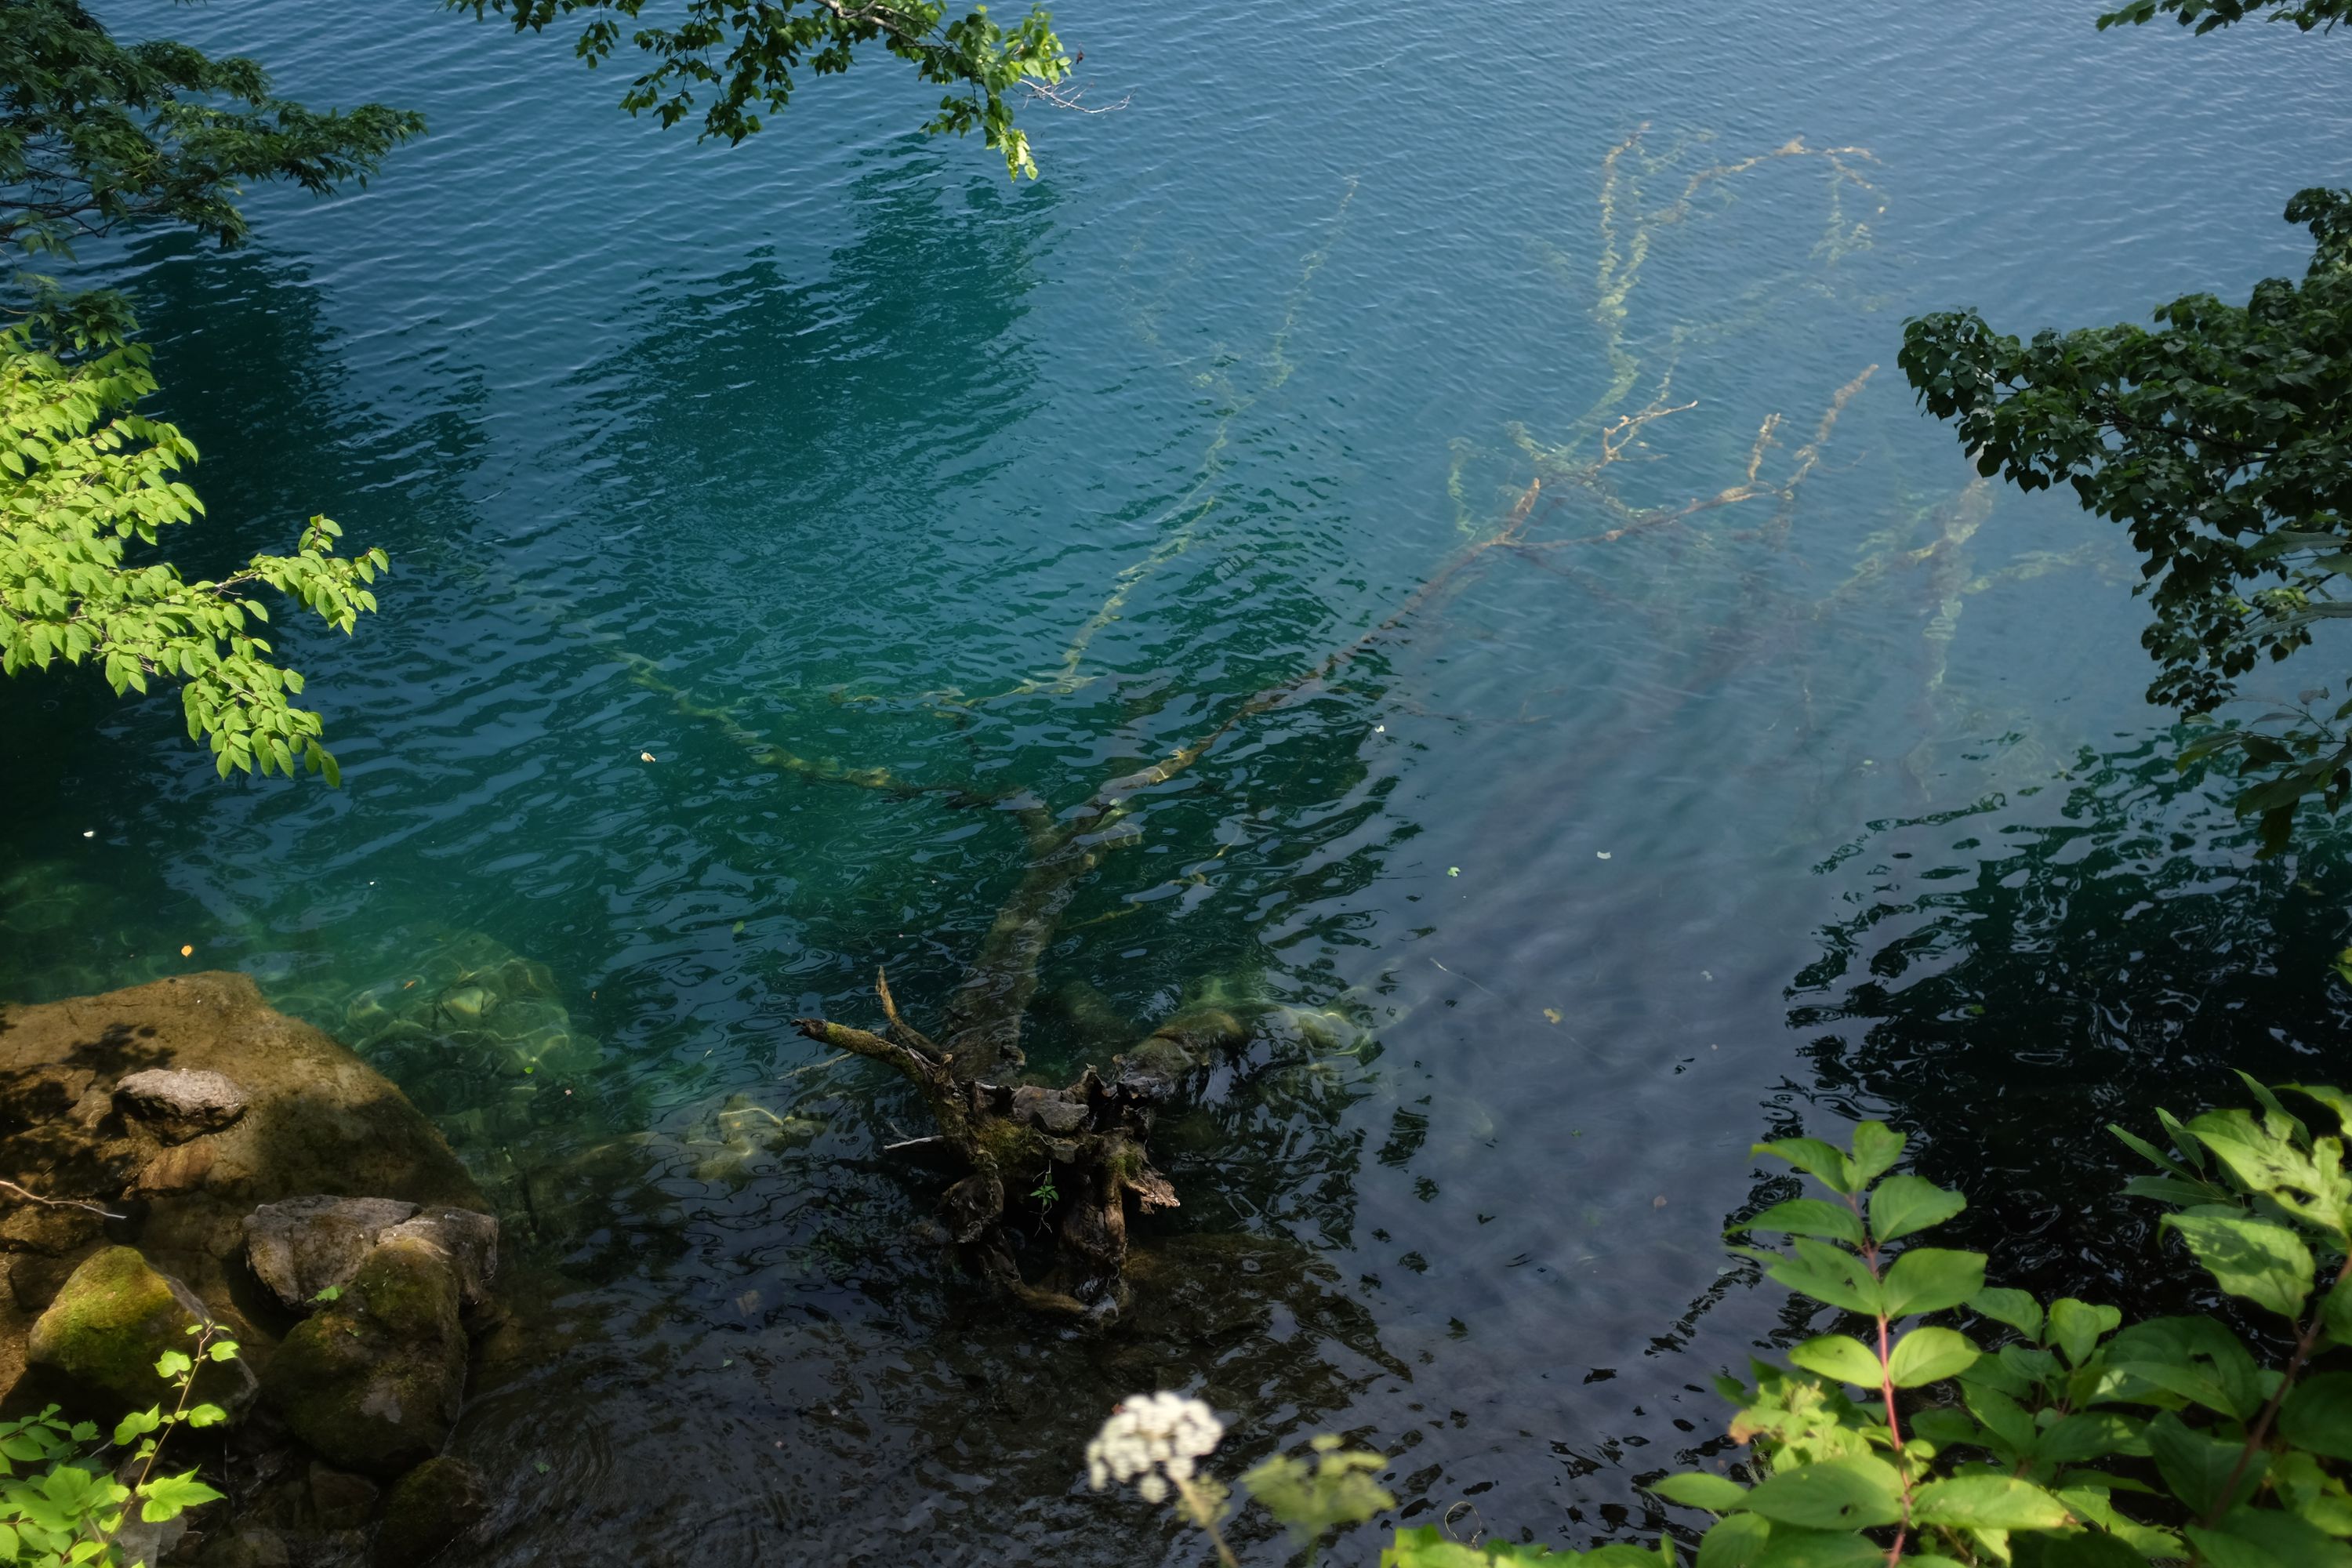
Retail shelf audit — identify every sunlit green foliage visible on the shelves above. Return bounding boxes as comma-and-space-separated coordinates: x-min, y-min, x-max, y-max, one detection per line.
1901, 3, 2352, 852
453, 0, 1071, 177
0, 332, 385, 781
0, 0, 405, 781
0, 1324, 236, 1566
1644, 1082, 2352, 1565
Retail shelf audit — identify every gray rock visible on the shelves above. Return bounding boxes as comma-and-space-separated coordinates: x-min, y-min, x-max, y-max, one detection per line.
261, 1235, 467, 1476
195, 1526, 289, 1568
308, 1461, 380, 1530
373, 1456, 488, 1567
110, 1506, 188, 1567
377, 1208, 499, 1311
242, 1197, 419, 1313
114, 1069, 249, 1144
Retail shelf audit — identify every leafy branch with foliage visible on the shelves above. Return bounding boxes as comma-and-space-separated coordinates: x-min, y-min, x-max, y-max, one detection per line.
0, 0, 422, 263
2093, 0, 2352, 31
1899, 2, 2352, 852
1097, 1078, 2352, 1566
0, 326, 386, 782
1, 1323, 237, 1566
1639, 1079, 2352, 1566
0, 0, 408, 781
452, 0, 1072, 177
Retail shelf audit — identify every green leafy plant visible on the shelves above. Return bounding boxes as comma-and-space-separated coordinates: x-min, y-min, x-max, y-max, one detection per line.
1900, 0, 2352, 852
454, 0, 1073, 178
0, 1323, 235, 1566
1637, 1076, 2352, 1565
1247, 1436, 1397, 1566
0, 0, 423, 265
0, 327, 387, 782
1084, 1392, 1397, 1567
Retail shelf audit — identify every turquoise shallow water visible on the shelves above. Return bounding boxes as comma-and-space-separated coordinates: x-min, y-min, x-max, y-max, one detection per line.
6, 2, 2352, 1562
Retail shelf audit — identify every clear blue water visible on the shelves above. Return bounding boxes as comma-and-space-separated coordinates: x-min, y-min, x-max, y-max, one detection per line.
7, 3, 2352, 1561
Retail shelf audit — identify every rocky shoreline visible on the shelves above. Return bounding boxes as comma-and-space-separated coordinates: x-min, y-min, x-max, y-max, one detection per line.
2, 972, 506, 1566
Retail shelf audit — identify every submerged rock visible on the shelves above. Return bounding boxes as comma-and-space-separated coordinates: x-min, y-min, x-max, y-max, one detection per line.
373, 1455, 488, 1566
25, 1246, 256, 1414
0, 971, 486, 1402
114, 1068, 249, 1144
194, 1526, 290, 1568
262, 1235, 467, 1475
243, 1198, 420, 1313
307, 1461, 381, 1530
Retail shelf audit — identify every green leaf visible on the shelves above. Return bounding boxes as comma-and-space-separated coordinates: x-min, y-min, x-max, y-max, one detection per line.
1753, 1138, 1858, 1196
1745, 1530, 1882, 1568
2325, 1275, 2352, 1344
2047, 1298, 2122, 1367
1848, 1123, 1905, 1188
1787, 1335, 1883, 1388
2147, 1410, 2267, 1519
2288, 1083, 2352, 1135
1910, 1474, 2074, 1530
1960, 1380, 2038, 1457
1886, 1326, 1979, 1387
2199, 1505, 2352, 1568
1910, 1408, 1985, 1450
1969, 1287, 2044, 1341
1736, 1200, 1866, 1247
2161, 1212, 2315, 1319
1694, 1513, 1770, 1568
2015, 1532, 2151, 1568
152, 1350, 191, 1379
136, 1470, 223, 1523
1739, 1456, 1904, 1530
2038, 1411, 2147, 1464
1878, 1247, 1986, 1318
1744, 1239, 1882, 1316
1867, 1174, 1965, 1243
1650, 1472, 1750, 1513
111, 1407, 160, 1446
2281, 1370, 2352, 1460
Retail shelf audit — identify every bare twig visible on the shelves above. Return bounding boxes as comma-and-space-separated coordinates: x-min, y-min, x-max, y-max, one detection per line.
1021, 78, 1131, 114
0, 1178, 125, 1221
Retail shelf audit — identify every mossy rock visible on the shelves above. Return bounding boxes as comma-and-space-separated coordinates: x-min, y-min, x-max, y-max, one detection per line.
373, 1455, 488, 1566
261, 1236, 466, 1476
25, 1246, 256, 1414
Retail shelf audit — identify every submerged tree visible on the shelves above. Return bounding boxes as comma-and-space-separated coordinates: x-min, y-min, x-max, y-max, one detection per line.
1900, 2, 2352, 852
615, 132, 1888, 1316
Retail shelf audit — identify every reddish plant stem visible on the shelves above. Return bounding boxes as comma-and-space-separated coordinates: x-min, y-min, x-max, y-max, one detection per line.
2204, 1250, 2352, 1527
1849, 1191, 1911, 1566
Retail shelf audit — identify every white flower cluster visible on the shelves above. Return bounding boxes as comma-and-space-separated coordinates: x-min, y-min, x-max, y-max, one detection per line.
1084, 1392, 1225, 1504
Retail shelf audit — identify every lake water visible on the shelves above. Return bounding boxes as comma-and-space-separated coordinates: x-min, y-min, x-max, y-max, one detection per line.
8, 3, 2352, 1562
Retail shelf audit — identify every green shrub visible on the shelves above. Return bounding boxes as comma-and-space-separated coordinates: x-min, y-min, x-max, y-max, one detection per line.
0, 1323, 235, 1566
1092, 1075, 2352, 1566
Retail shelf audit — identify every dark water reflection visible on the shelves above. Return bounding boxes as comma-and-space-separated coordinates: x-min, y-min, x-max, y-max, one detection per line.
4, 0, 2351, 1562
1785, 749, 2352, 1321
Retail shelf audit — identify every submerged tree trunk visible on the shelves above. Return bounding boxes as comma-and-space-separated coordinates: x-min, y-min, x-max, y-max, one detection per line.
632, 136, 1882, 1317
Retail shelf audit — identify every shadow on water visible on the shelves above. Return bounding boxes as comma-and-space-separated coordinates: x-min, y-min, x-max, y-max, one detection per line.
1773, 742, 2352, 1322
